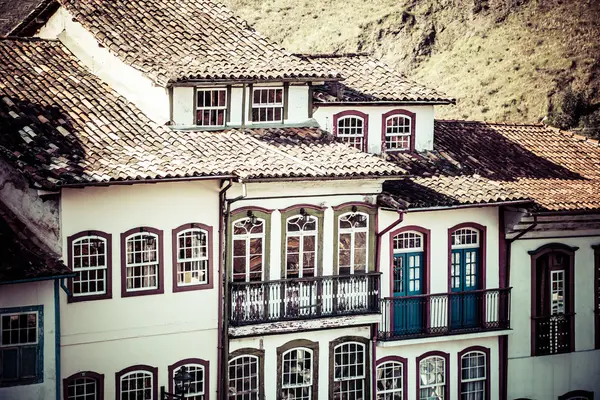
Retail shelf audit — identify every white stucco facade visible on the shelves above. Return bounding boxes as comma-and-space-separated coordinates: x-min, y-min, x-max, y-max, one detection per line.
508, 235, 600, 399
0, 281, 58, 400
313, 104, 436, 153
59, 180, 223, 399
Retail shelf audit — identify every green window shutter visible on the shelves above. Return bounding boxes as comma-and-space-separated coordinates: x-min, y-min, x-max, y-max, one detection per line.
1, 348, 19, 382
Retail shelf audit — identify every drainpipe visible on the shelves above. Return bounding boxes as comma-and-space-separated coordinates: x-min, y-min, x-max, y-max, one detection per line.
375, 210, 405, 272
54, 280, 61, 400
218, 179, 234, 400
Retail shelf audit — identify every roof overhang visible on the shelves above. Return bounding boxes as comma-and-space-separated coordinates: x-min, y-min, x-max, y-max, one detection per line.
314, 100, 456, 106
0, 272, 76, 286
171, 76, 342, 87
380, 199, 533, 213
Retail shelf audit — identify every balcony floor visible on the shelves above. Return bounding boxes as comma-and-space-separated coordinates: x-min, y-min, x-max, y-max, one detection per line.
377, 328, 513, 347
229, 312, 380, 338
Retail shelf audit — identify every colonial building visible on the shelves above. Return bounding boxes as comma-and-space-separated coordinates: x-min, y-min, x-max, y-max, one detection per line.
0, 1, 598, 400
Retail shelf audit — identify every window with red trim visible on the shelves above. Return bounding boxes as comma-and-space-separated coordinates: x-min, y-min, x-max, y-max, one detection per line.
120, 227, 164, 297
63, 371, 104, 400
172, 223, 213, 292
376, 356, 407, 400
115, 365, 157, 400
333, 111, 369, 152
67, 231, 112, 302
416, 351, 449, 400
169, 359, 209, 400
381, 110, 415, 152
458, 347, 489, 400
530, 244, 576, 356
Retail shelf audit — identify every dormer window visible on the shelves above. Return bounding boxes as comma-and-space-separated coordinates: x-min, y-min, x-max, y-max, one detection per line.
252, 87, 283, 122
333, 110, 369, 152
196, 88, 227, 127
382, 109, 416, 152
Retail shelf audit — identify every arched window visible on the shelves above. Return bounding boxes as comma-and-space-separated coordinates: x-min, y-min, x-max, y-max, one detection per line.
529, 243, 577, 356
121, 227, 164, 297
331, 340, 368, 399
338, 211, 369, 275
281, 348, 313, 399
458, 347, 489, 400
382, 110, 415, 152
172, 223, 213, 292
558, 390, 594, 400
417, 352, 448, 400
169, 359, 209, 400
63, 371, 104, 400
376, 357, 407, 400
232, 216, 265, 282
67, 231, 112, 301
116, 365, 157, 400
228, 350, 263, 400
286, 214, 318, 278
333, 111, 369, 152
393, 230, 424, 295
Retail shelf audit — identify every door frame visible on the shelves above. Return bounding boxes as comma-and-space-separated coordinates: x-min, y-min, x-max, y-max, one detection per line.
447, 223, 487, 292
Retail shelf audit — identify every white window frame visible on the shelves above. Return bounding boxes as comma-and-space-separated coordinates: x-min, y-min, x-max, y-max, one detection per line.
196, 88, 227, 127
338, 212, 369, 274
0, 311, 39, 347
337, 116, 365, 150
286, 215, 319, 278
119, 370, 154, 400
125, 233, 159, 292
281, 348, 313, 399
460, 351, 486, 400
451, 228, 480, 249
385, 115, 412, 151
333, 342, 366, 399
176, 228, 209, 287
419, 356, 446, 400
551, 269, 566, 315
393, 231, 424, 254
232, 218, 265, 282
71, 235, 108, 297
376, 361, 403, 399
174, 364, 205, 400
252, 87, 284, 123
228, 355, 260, 399
66, 376, 99, 400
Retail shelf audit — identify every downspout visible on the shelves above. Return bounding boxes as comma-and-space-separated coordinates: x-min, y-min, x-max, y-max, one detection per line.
375, 210, 405, 271
54, 280, 61, 400
218, 179, 234, 400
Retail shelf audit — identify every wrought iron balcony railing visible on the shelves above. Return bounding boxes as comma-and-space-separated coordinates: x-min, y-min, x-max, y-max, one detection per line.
533, 313, 574, 356
378, 287, 511, 341
229, 272, 381, 326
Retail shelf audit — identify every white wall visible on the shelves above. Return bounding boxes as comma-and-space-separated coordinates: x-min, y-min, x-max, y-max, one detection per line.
0, 281, 57, 400
313, 104, 436, 153
37, 7, 170, 124
60, 180, 222, 399
231, 325, 371, 400
378, 206, 501, 298
508, 235, 600, 399
377, 336, 501, 400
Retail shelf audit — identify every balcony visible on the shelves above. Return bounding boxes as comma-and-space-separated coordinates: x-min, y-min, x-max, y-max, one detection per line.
533, 313, 574, 356
229, 272, 381, 326
378, 288, 511, 341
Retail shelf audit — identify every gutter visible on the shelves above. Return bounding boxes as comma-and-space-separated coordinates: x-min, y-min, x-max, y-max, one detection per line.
60, 175, 238, 189
0, 273, 75, 286
380, 199, 532, 213
217, 179, 235, 400
54, 280, 61, 400
314, 100, 455, 106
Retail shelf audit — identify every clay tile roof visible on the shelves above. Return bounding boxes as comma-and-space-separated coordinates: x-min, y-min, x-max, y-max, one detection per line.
56, 0, 340, 86
382, 120, 600, 211
0, 38, 404, 189
298, 54, 454, 104
0, 199, 71, 283
0, 0, 57, 36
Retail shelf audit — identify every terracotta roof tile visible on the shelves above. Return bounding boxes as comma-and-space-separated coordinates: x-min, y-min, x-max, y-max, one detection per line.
299, 54, 454, 104
383, 120, 600, 211
0, 38, 404, 189
0, 199, 70, 283
57, 0, 339, 85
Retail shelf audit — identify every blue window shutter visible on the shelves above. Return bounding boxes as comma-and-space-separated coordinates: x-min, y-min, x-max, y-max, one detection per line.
1, 348, 19, 381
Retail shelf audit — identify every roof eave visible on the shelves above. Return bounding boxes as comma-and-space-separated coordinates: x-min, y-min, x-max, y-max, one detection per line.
171, 76, 342, 87
314, 100, 456, 106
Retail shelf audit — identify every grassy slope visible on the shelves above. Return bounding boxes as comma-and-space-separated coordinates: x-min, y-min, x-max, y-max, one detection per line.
224, 0, 600, 123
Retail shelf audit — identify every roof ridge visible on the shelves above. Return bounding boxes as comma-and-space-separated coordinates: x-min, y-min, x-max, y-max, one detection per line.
544, 124, 600, 147
0, 36, 59, 42
295, 52, 372, 59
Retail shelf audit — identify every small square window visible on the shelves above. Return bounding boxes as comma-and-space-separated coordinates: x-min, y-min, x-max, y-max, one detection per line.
252, 87, 284, 123
196, 88, 227, 127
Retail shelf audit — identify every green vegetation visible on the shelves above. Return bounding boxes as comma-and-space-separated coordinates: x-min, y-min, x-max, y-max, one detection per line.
224, 0, 600, 132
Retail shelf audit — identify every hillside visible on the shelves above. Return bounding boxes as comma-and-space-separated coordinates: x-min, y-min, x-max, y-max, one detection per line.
224, 0, 600, 132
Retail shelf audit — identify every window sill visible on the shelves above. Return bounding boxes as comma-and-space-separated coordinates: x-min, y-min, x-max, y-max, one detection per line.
67, 293, 112, 303
121, 287, 164, 298
173, 281, 214, 293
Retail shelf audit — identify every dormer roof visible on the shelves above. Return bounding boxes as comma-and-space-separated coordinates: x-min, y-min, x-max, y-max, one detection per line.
299, 53, 454, 104
54, 0, 340, 86
0, 38, 404, 189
